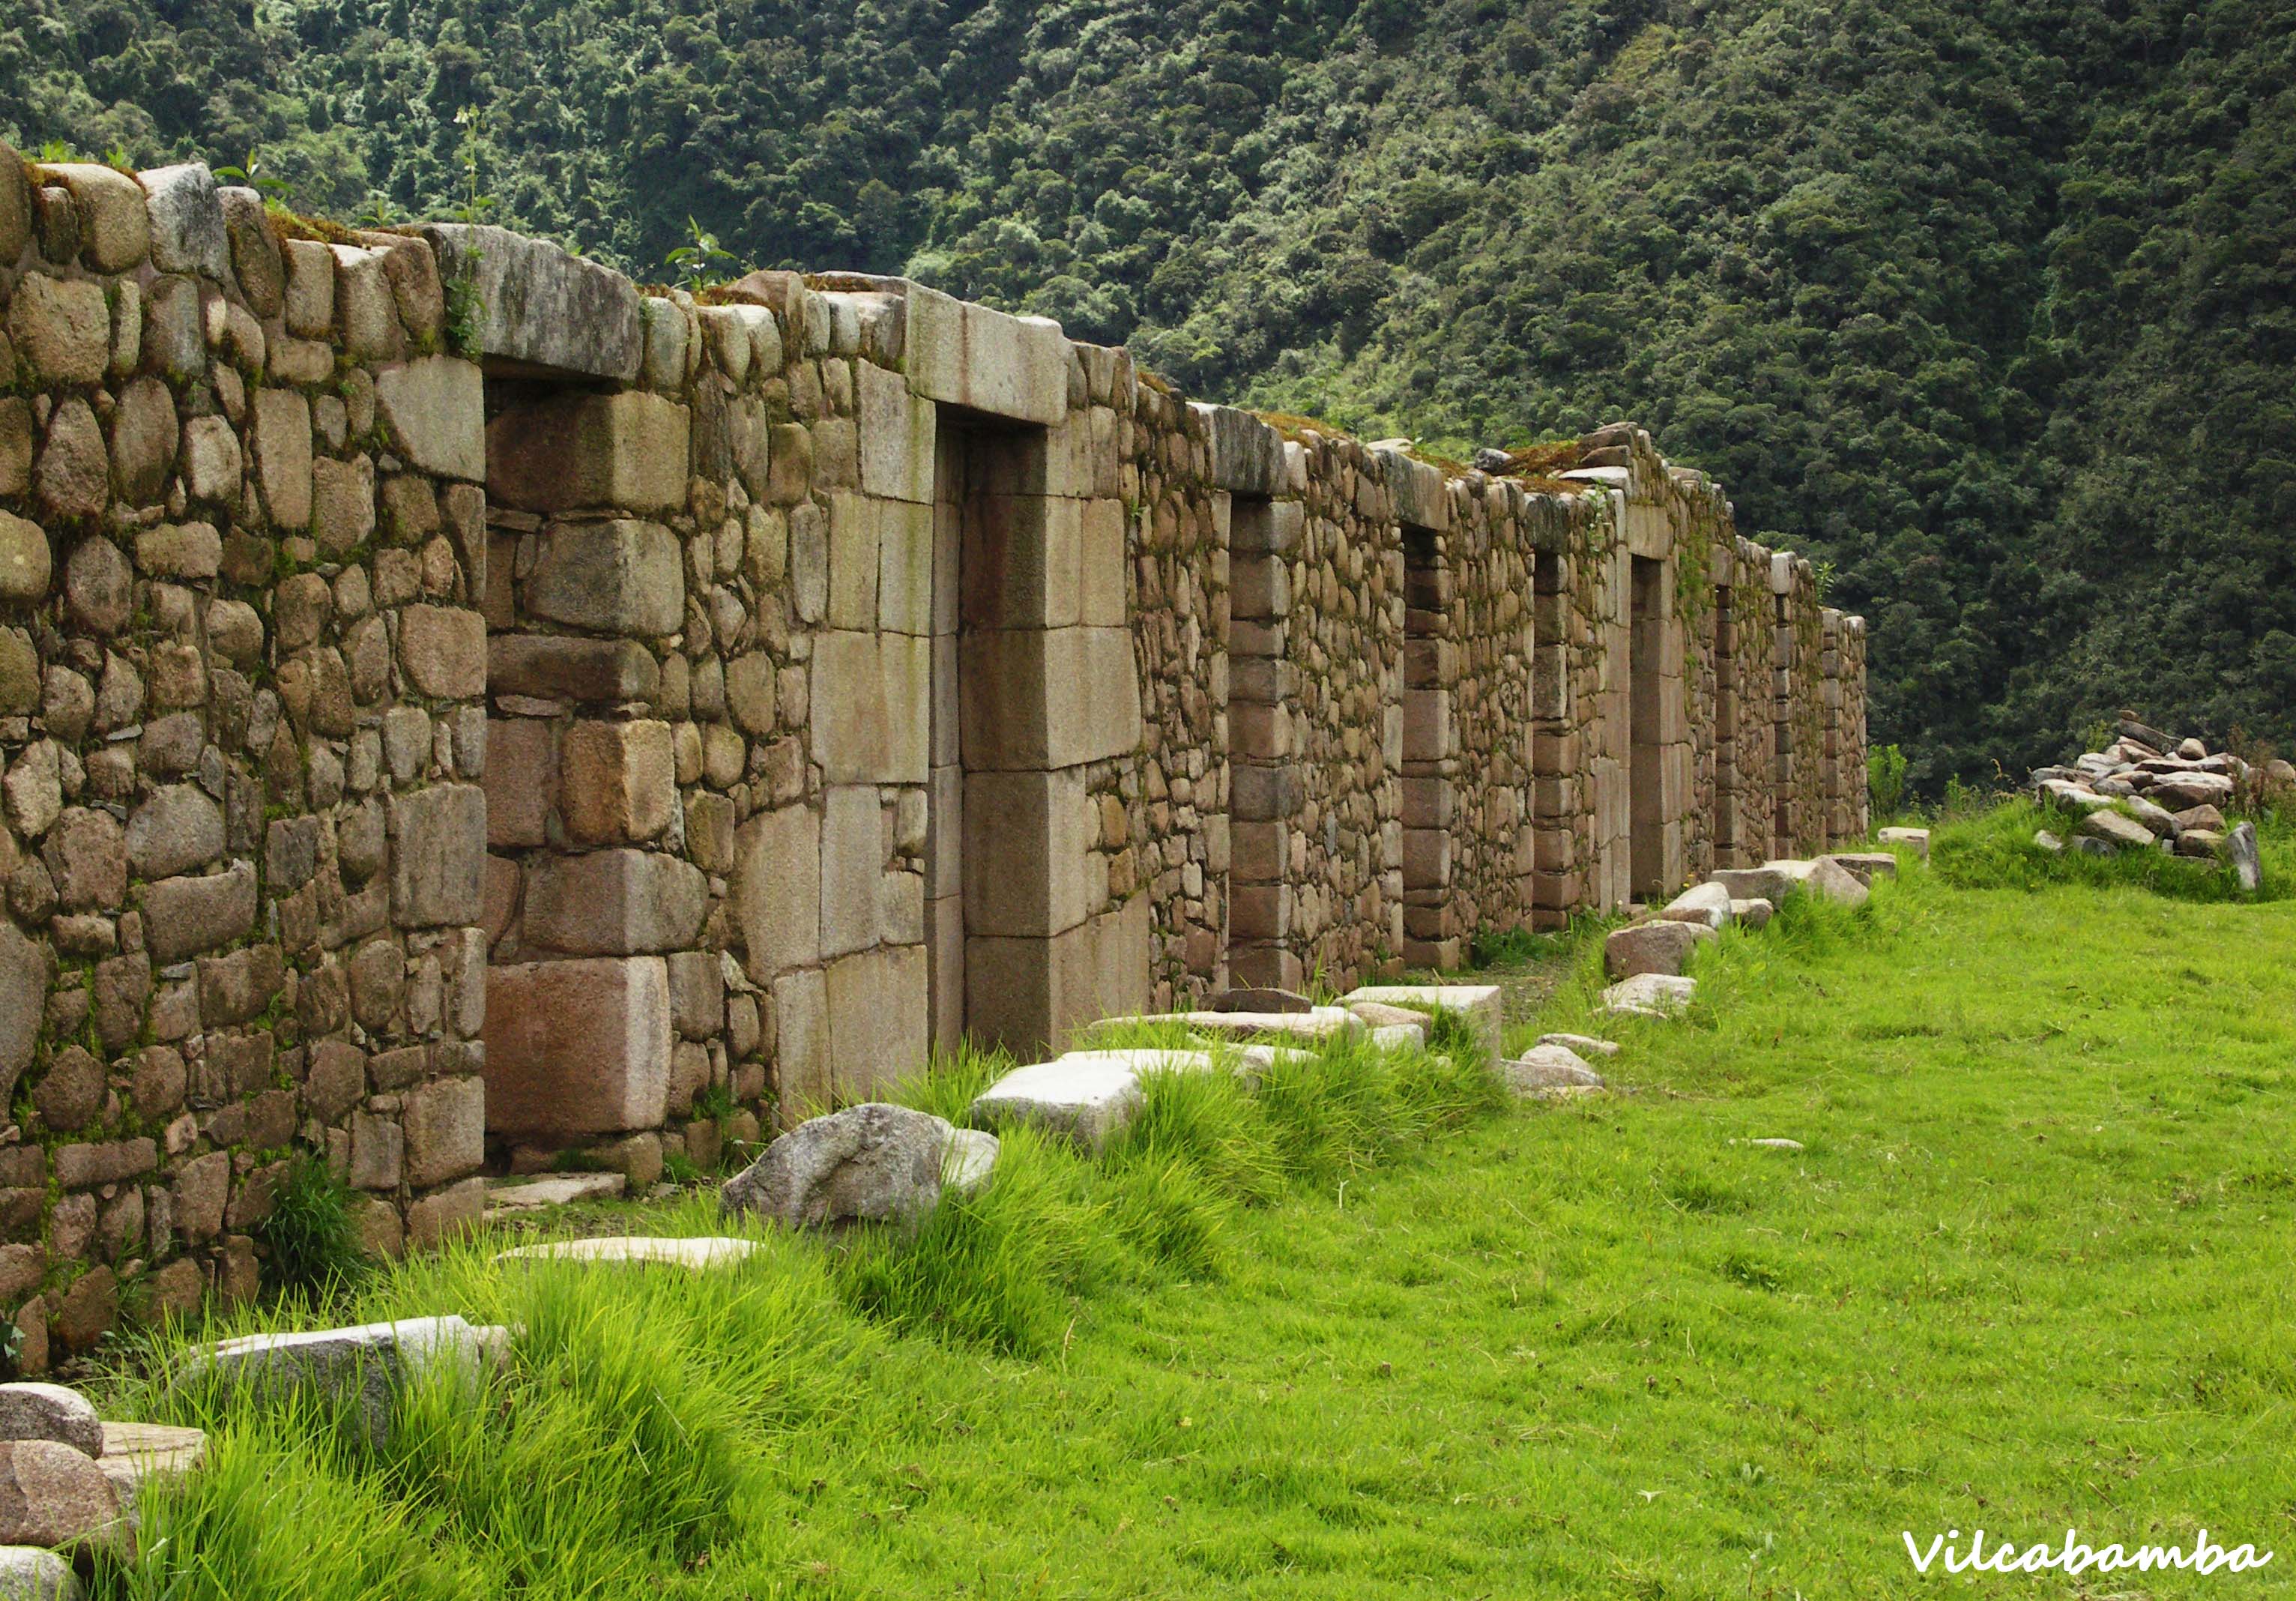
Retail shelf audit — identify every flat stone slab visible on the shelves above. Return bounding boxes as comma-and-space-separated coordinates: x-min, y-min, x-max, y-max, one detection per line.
483, 1173, 626, 1217
969, 1049, 1216, 1150
1340, 985, 1503, 1063
1877, 827, 1930, 858
1822, 851, 1899, 884
94, 1423, 205, 1510
1538, 1033, 1620, 1058
1155, 1007, 1365, 1043
1368, 1022, 1426, 1052
495, 1236, 758, 1270
1659, 881, 1732, 927
1597, 973, 1696, 1018
184, 1316, 507, 1446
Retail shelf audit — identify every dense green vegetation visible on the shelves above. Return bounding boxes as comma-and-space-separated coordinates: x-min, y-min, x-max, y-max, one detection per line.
5, 0, 2292, 790
82, 845, 2296, 1595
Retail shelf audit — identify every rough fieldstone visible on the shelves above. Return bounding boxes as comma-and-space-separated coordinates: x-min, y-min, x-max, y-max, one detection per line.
720, 1103, 992, 1228
373, 356, 484, 482
126, 786, 223, 881
0, 924, 40, 1103
398, 606, 486, 699
138, 163, 229, 279
414, 223, 643, 381
0, 1440, 124, 1552
179, 415, 241, 506
43, 808, 126, 912
2077, 809, 2155, 852
7, 276, 109, 388
138, 275, 205, 383
105, 378, 178, 508
218, 187, 283, 316
1603, 920, 1712, 980
1538, 1032, 1621, 1058
35, 1052, 106, 1129
139, 862, 256, 962
0, 516, 51, 605
183, 1316, 508, 1449
0, 1386, 99, 1459
2148, 771, 2235, 809
48, 164, 146, 272
310, 453, 375, 554
34, 400, 107, 523
0, 1545, 77, 1600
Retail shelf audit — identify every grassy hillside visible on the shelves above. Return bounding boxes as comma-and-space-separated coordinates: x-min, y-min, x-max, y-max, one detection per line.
4, 0, 2291, 790
82, 841, 2296, 1596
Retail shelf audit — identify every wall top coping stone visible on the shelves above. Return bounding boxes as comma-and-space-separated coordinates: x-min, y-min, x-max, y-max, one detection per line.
1192, 403, 1288, 498
414, 223, 642, 383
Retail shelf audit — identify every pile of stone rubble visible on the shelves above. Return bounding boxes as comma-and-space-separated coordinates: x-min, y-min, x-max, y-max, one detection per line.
2028, 713, 2273, 890
0, 1380, 205, 1596
1594, 841, 1921, 1019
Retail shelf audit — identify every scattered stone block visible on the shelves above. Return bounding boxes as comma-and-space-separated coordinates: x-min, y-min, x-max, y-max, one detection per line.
181, 1316, 507, 1447
93, 1422, 205, 1511
1820, 851, 1900, 884
1602, 920, 1712, 980
719, 1102, 994, 1229
1598, 973, 1696, 1018
2228, 820, 2262, 891
1709, 866, 1797, 905
1658, 881, 1731, 927
1208, 986, 1311, 1015
1368, 1022, 1426, 1052
1876, 826, 1929, 858
968, 1049, 1214, 1150
1504, 1046, 1604, 1094
494, 1237, 758, 1271
1729, 897, 1775, 928
1804, 856, 1870, 906
1155, 1007, 1365, 1044
1340, 984, 1504, 1063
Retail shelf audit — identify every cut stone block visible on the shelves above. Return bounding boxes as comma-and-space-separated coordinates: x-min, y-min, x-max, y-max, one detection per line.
559, 720, 675, 845
1341, 984, 1504, 1064
414, 223, 644, 382
483, 956, 671, 1138
967, 1048, 1215, 1151
1710, 866, 1798, 905
181, 1316, 509, 1447
733, 805, 821, 980
811, 631, 930, 784
524, 519, 683, 636
1189, 403, 1286, 497
962, 767, 1095, 938
1731, 897, 1776, 928
1597, 973, 1697, 1018
489, 394, 689, 516
904, 283, 1069, 425
1372, 444, 1453, 532
522, 848, 707, 955
373, 355, 485, 482
1538, 1033, 1620, 1058
94, 1421, 207, 1509
1822, 851, 1900, 884
1876, 826, 1930, 857
1147, 1006, 1365, 1044
495, 1236, 758, 1270
1604, 920, 1712, 980
388, 783, 486, 929
489, 636, 660, 704
1804, 855, 1870, 906
824, 944, 928, 1103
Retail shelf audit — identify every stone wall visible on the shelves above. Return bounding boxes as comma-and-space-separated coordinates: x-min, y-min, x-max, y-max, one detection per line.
0, 145, 1867, 1357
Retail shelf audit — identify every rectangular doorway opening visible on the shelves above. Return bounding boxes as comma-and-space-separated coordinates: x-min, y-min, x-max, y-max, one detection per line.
1226, 494, 1299, 990
1399, 522, 1456, 968
1628, 553, 1664, 902
1713, 582, 1737, 865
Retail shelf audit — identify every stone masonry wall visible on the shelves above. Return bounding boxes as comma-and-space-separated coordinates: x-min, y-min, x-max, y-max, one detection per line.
0, 139, 1867, 1351
0, 149, 491, 1370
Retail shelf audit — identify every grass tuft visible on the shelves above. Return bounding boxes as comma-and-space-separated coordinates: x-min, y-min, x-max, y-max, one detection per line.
252, 1153, 369, 1297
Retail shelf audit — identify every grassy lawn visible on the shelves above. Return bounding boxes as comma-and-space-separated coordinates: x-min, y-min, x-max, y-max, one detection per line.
92, 823, 2296, 1598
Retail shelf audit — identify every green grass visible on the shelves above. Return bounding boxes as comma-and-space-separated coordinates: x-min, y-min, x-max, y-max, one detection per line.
84, 841, 2296, 1597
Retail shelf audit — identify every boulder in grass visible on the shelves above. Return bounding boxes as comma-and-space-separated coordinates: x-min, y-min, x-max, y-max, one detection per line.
1206, 987, 1311, 1016
1820, 851, 1897, 885
1876, 826, 1930, 859
2228, 821, 2262, 892
1711, 866, 1798, 905
2175, 828, 2224, 859
1603, 920, 1712, 980
2034, 830, 2064, 853
1730, 897, 1774, 929
2169, 803, 2226, 834
0, 1441, 125, 1553
0, 1387, 101, 1459
718, 1103, 994, 1230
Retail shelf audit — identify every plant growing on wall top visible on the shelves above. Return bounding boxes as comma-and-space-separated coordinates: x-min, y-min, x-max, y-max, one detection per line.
667, 216, 735, 291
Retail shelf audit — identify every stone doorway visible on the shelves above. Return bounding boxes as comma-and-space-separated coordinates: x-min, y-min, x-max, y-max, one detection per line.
1628, 552, 1666, 901
1399, 521, 1457, 968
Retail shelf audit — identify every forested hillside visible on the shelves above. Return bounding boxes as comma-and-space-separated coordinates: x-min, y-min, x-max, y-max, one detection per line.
3, 0, 2291, 789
